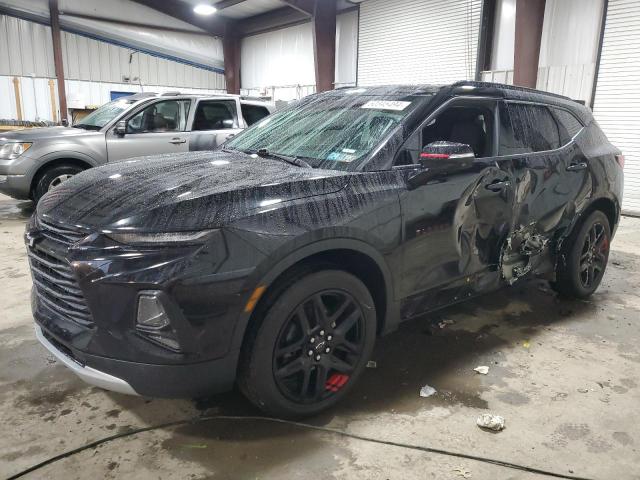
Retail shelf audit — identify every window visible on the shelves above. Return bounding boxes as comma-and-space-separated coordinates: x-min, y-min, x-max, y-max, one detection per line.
395, 103, 495, 166
241, 104, 271, 126
551, 107, 584, 145
498, 102, 561, 155
126, 100, 190, 134
192, 100, 238, 131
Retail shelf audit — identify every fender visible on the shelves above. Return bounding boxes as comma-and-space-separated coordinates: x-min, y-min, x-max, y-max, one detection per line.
228, 235, 402, 355
25, 150, 100, 184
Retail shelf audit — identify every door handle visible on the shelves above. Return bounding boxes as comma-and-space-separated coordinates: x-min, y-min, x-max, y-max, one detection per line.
566, 162, 587, 172
169, 138, 186, 145
485, 180, 511, 192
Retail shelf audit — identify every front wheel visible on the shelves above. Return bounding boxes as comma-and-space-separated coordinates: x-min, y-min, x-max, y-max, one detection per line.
553, 210, 611, 298
32, 164, 85, 203
238, 269, 377, 418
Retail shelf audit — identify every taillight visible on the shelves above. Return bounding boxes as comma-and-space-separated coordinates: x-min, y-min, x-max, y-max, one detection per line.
616, 154, 625, 168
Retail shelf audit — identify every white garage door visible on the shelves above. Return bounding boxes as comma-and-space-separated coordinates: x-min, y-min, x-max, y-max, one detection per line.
593, 0, 640, 215
357, 0, 482, 86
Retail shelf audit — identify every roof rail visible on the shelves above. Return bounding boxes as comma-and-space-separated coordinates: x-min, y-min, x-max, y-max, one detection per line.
451, 80, 574, 102
161, 91, 182, 96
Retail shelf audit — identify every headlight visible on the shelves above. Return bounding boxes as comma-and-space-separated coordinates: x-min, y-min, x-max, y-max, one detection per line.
106, 229, 217, 246
0, 142, 32, 160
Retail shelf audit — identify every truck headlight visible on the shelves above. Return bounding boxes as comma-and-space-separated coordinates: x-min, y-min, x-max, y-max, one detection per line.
106, 229, 217, 246
0, 142, 32, 160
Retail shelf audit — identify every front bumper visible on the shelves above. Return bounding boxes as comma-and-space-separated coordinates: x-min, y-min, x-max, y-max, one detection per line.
35, 325, 137, 395
0, 174, 30, 199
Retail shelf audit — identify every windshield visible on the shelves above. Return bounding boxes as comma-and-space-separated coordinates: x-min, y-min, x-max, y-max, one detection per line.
74, 98, 138, 130
226, 94, 422, 170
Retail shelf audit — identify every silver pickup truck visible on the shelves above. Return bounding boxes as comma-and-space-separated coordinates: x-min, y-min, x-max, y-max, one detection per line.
0, 92, 274, 202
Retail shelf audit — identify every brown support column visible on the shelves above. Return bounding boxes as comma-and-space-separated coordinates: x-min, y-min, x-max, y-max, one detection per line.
223, 24, 241, 95
312, 0, 336, 92
49, 0, 67, 124
513, 0, 546, 88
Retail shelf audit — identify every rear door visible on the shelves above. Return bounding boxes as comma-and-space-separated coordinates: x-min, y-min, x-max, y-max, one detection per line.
188, 98, 243, 151
395, 97, 516, 317
495, 101, 592, 282
106, 99, 192, 162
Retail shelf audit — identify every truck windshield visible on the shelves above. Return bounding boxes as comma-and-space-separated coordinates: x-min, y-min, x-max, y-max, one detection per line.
73, 98, 138, 130
226, 94, 423, 170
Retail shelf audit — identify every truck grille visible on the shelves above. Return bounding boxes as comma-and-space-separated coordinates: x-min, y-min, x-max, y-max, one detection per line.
28, 219, 94, 327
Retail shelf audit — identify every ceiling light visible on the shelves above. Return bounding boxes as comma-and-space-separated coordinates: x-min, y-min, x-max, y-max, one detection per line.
193, 4, 217, 15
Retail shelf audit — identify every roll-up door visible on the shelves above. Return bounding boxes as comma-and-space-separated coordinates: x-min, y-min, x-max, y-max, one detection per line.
593, 0, 640, 215
357, 0, 482, 86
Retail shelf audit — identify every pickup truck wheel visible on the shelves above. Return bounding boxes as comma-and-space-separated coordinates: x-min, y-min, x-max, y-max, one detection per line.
553, 210, 611, 299
32, 164, 84, 203
238, 269, 376, 418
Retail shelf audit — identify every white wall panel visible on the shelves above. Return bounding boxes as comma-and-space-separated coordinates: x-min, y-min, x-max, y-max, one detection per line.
335, 9, 358, 87
358, 0, 481, 86
593, 0, 640, 214
0, 14, 55, 77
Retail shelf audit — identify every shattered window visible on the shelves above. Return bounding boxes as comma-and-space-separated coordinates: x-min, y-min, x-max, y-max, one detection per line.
499, 102, 561, 155
552, 107, 584, 145
226, 94, 423, 170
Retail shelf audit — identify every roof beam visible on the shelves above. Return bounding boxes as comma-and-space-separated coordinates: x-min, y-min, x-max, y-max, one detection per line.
281, 0, 315, 16
131, 0, 227, 37
214, 0, 248, 9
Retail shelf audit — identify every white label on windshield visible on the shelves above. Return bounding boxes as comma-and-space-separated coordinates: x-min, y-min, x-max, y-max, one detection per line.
361, 100, 411, 111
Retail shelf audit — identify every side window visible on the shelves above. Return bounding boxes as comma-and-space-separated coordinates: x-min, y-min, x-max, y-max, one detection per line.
394, 103, 495, 166
192, 100, 238, 131
551, 107, 584, 145
498, 102, 561, 155
241, 104, 271, 126
126, 100, 189, 134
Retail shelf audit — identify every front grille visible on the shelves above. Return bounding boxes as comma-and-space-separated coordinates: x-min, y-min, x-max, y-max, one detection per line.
29, 219, 94, 327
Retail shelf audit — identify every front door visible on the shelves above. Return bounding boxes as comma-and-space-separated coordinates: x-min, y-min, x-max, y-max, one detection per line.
106, 99, 192, 162
395, 98, 516, 318
189, 99, 244, 151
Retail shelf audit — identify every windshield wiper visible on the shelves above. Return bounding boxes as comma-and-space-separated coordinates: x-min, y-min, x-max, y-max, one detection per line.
72, 124, 101, 130
255, 148, 311, 168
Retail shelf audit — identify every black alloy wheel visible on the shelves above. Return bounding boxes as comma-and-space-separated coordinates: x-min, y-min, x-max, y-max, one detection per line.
273, 290, 365, 404
238, 269, 376, 418
553, 210, 611, 298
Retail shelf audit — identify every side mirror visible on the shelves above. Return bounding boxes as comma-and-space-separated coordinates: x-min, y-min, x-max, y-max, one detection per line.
222, 119, 235, 129
114, 120, 127, 137
408, 142, 475, 189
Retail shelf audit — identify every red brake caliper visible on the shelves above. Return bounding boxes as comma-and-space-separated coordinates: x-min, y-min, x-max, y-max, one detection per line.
325, 373, 350, 392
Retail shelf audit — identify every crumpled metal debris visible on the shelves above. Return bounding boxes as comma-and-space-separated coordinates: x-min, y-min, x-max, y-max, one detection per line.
366, 360, 377, 368
419, 384, 437, 398
473, 366, 489, 375
476, 414, 505, 431
438, 319, 455, 329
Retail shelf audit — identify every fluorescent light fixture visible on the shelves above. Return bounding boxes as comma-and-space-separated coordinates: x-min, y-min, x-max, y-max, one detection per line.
193, 4, 217, 15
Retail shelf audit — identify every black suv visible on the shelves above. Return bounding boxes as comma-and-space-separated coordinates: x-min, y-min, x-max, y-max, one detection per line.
27, 82, 623, 417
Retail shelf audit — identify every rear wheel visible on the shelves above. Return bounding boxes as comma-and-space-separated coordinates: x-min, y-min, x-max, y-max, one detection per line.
238, 269, 376, 418
32, 164, 85, 203
553, 210, 611, 298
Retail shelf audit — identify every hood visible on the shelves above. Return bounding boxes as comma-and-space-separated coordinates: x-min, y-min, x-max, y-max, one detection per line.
37, 150, 352, 231
0, 126, 102, 142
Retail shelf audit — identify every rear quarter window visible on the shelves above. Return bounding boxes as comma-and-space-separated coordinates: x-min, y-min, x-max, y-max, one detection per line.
241, 104, 271, 126
551, 107, 584, 145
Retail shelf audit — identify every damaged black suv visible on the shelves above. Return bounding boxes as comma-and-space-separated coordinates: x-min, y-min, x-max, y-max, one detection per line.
27, 82, 623, 417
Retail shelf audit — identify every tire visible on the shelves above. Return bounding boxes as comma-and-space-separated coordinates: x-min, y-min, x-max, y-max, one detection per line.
553, 210, 611, 298
238, 269, 377, 418
32, 164, 85, 203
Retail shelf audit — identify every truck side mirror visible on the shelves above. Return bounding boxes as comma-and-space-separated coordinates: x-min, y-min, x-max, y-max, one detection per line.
114, 121, 127, 137
407, 141, 475, 189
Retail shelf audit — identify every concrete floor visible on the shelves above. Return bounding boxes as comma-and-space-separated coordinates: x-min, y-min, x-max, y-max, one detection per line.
1, 192, 639, 480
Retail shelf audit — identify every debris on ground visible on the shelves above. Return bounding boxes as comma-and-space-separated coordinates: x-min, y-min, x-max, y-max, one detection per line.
473, 366, 489, 375
577, 388, 589, 393
476, 414, 505, 432
522, 340, 530, 349
366, 360, 377, 368
438, 319, 455, 329
453, 467, 472, 478
419, 384, 437, 398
